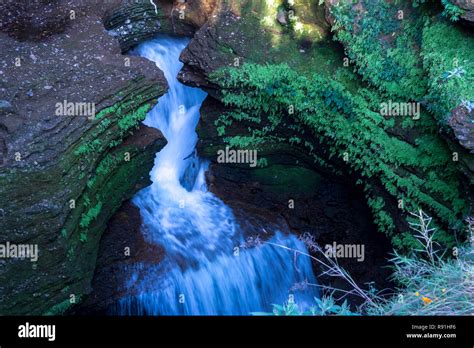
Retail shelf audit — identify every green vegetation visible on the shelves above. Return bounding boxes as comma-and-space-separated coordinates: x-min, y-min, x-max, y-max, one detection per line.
254, 297, 356, 316
331, 0, 428, 100
118, 103, 152, 131
411, 0, 465, 21
74, 139, 102, 156
213, 62, 468, 249
422, 20, 474, 123
64, 87, 157, 262
209, 0, 473, 250
441, 0, 466, 21
328, 0, 474, 125
79, 201, 103, 228
370, 211, 473, 315
44, 294, 82, 316
212, 0, 343, 78
74, 90, 152, 160
85, 153, 125, 189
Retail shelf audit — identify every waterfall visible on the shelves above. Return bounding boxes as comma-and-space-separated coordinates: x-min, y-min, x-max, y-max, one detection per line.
115, 35, 318, 315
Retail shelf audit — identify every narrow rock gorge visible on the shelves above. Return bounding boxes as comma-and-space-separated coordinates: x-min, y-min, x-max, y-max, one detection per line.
1, 0, 472, 317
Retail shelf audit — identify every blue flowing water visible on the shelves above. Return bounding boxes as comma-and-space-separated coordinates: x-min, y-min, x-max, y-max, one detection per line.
115, 36, 318, 315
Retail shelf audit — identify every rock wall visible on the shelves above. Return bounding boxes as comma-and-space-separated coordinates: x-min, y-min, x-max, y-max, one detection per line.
0, 0, 167, 314
102, 0, 220, 52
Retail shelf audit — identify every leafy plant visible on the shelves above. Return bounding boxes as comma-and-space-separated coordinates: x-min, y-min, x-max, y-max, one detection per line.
257, 296, 357, 316
441, 0, 465, 21
214, 62, 467, 249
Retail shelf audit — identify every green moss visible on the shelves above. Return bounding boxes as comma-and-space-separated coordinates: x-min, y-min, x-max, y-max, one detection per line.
43, 295, 82, 316
0, 76, 165, 314
79, 201, 102, 228
94, 104, 119, 120
118, 103, 151, 130
252, 164, 323, 194
421, 20, 474, 123
212, 0, 343, 78
331, 0, 428, 100
74, 139, 102, 156
73, 90, 153, 171
214, 62, 468, 250
79, 232, 88, 243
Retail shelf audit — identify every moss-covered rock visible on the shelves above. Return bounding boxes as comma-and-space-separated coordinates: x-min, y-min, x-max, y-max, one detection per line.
422, 20, 474, 122
103, 1, 163, 52
179, 0, 343, 93
0, 0, 167, 315
211, 63, 470, 249
181, 0, 472, 251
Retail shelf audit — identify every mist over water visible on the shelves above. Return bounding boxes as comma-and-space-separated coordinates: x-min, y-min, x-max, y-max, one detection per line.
115, 36, 318, 315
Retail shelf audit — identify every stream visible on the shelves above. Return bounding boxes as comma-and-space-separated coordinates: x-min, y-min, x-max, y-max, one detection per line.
114, 36, 318, 315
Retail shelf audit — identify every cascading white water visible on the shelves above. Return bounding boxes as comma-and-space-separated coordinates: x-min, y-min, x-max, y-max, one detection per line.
115, 36, 318, 315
